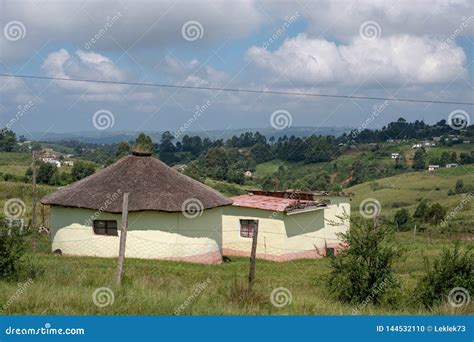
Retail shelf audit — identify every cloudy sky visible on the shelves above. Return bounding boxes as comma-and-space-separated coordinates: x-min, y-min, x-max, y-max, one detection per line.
0, 0, 473, 136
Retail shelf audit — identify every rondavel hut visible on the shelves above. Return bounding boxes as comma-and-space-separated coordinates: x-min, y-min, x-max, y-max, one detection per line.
41, 151, 232, 264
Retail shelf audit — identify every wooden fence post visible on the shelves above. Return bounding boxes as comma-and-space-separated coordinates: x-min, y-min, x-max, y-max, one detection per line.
115, 193, 129, 286
248, 223, 259, 288
31, 151, 37, 252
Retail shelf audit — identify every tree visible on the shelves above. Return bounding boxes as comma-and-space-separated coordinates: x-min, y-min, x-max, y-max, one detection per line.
416, 244, 473, 308
0, 222, 26, 279
394, 152, 406, 169
134, 133, 154, 153
454, 179, 464, 194
116, 141, 130, 158
428, 203, 446, 225
412, 149, 426, 170
439, 151, 451, 166
394, 208, 410, 230
413, 200, 430, 223
250, 143, 273, 163
226, 165, 245, 184
203, 147, 228, 180
27, 162, 60, 185
71, 161, 95, 181
327, 218, 400, 306
158, 132, 176, 165
0, 128, 16, 152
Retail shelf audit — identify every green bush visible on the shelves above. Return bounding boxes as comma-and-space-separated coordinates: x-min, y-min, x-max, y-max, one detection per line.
394, 208, 411, 231
415, 244, 473, 308
327, 218, 400, 307
0, 221, 27, 280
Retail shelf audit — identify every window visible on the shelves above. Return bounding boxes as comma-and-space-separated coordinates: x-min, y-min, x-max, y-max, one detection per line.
93, 220, 118, 236
240, 219, 258, 238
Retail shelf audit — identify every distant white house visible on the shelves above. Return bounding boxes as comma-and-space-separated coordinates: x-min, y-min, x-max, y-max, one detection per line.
63, 160, 74, 167
412, 143, 422, 149
446, 163, 459, 168
463, 140, 471, 144
42, 157, 61, 167
428, 165, 440, 171
432, 137, 441, 142
243, 170, 252, 177
391, 153, 400, 159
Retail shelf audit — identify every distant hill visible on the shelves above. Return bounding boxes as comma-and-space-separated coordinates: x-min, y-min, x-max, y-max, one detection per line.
28, 126, 353, 144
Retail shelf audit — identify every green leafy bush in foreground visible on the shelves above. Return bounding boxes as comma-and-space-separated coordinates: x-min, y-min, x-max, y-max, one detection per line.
327, 218, 401, 307
0, 221, 27, 280
415, 244, 473, 309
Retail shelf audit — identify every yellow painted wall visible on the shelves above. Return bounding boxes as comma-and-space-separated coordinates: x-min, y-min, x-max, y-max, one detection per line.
221, 200, 350, 258
50, 205, 225, 251
222, 206, 287, 257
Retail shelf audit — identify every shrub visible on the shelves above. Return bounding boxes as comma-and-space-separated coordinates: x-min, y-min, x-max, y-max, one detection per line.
413, 200, 430, 223
415, 244, 473, 308
0, 221, 27, 280
428, 203, 447, 225
394, 208, 410, 230
327, 218, 400, 306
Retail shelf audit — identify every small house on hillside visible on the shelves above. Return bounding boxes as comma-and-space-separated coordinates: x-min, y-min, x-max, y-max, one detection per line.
428, 165, 440, 171
222, 190, 351, 261
391, 153, 400, 159
243, 170, 252, 177
41, 151, 232, 264
41, 153, 351, 264
446, 163, 458, 168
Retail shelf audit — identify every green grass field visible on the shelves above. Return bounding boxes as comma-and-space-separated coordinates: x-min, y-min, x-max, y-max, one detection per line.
347, 164, 474, 229
0, 152, 31, 176
0, 233, 471, 315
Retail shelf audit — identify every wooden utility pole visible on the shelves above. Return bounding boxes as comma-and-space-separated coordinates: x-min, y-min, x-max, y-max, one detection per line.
248, 223, 259, 288
115, 193, 129, 286
31, 151, 37, 252
373, 213, 379, 231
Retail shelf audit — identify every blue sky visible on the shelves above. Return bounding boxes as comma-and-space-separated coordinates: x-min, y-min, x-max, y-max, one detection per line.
0, 0, 473, 137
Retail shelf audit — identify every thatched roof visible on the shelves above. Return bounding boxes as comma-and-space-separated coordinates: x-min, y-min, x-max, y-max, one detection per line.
41, 152, 232, 213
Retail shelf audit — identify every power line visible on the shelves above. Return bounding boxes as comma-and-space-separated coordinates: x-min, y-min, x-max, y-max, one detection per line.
1, 73, 473, 106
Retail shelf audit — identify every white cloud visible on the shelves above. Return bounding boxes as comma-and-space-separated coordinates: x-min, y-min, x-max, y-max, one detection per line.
1, 0, 262, 61
299, 0, 474, 39
245, 34, 467, 88
41, 49, 127, 95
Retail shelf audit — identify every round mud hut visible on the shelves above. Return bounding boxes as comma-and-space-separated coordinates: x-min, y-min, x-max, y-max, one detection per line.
41, 151, 232, 264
